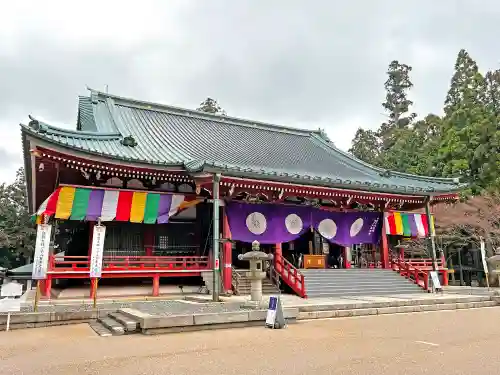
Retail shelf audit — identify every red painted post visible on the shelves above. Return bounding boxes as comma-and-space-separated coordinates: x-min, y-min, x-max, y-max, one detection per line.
275, 243, 282, 272
44, 276, 52, 298
380, 216, 390, 269
442, 270, 449, 286
88, 221, 95, 258
152, 275, 160, 296
144, 225, 154, 256
222, 210, 232, 293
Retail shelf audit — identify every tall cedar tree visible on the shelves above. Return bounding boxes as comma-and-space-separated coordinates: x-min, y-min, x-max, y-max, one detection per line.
439, 49, 492, 191
349, 60, 416, 167
378, 60, 417, 151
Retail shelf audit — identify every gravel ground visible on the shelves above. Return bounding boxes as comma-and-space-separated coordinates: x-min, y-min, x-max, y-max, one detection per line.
1, 307, 500, 375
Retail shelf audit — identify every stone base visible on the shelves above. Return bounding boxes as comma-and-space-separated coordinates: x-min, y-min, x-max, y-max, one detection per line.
241, 300, 262, 309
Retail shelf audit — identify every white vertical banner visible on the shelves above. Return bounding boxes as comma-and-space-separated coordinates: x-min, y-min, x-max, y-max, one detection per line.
90, 225, 106, 278
480, 238, 488, 274
32, 224, 52, 280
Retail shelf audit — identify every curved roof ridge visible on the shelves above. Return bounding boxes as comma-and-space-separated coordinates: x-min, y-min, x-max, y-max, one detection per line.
309, 133, 461, 184
87, 87, 321, 137
24, 117, 122, 140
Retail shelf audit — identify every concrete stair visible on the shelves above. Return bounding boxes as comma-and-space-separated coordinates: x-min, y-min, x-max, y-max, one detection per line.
201, 271, 223, 295
232, 269, 279, 296
302, 268, 423, 298
89, 311, 140, 337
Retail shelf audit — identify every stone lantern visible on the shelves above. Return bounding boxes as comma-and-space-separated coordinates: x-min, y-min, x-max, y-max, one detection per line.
238, 241, 274, 308
487, 249, 500, 286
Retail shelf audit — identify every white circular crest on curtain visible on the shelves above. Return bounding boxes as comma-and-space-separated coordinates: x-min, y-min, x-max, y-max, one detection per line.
285, 213, 303, 234
246, 212, 267, 235
318, 219, 337, 239
350, 218, 364, 237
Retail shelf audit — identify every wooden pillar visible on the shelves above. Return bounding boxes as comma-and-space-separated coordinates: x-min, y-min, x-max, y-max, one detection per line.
90, 277, 97, 299
222, 210, 232, 293
144, 225, 155, 256
308, 228, 314, 255
44, 276, 52, 298
152, 275, 160, 296
275, 243, 282, 271
88, 221, 95, 258
380, 217, 390, 269
88, 221, 95, 299
344, 247, 351, 268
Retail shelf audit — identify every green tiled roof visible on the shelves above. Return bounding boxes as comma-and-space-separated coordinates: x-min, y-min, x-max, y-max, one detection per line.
21, 89, 463, 195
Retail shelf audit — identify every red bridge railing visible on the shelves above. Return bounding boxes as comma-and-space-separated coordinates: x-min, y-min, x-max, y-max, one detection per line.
274, 253, 306, 298
48, 255, 210, 277
391, 258, 448, 291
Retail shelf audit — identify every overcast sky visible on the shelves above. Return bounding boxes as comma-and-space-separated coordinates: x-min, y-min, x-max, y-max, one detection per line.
1, 0, 499, 183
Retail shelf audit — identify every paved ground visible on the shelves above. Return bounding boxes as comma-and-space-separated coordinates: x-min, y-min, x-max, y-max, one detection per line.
1, 307, 499, 375
22, 298, 248, 315
20, 292, 489, 315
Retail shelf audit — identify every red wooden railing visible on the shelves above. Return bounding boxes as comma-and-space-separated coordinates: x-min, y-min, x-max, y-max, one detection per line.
391, 258, 448, 291
48, 255, 210, 277
274, 253, 306, 298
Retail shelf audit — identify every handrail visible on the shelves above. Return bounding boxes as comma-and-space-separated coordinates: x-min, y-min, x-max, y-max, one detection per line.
274, 253, 306, 298
268, 263, 281, 291
231, 266, 242, 294
392, 258, 448, 292
49, 255, 211, 272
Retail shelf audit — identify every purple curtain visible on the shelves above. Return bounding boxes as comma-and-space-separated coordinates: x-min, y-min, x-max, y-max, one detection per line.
225, 202, 312, 244
225, 202, 382, 246
312, 210, 382, 246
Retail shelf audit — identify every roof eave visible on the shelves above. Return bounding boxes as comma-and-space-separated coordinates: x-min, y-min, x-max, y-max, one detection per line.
310, 133, 461, 185
202, 165, 461, 197
21, 127, 188, 172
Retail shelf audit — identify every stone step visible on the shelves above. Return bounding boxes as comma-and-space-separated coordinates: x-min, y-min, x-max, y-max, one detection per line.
306, 284, 412, 289
307, 292, 423, 298
97, 316, 125, 336
302, 274, 410, 280
88, 321, 113, 337
108, 311, 140, 333
297, 300, 498, 320
305, 280, 416, 286
299, 268, 424, 298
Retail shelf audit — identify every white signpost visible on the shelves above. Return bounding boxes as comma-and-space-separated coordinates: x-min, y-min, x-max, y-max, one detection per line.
90, 224, 106, 308
1, 282, 23, 298
480, 238, 490, 288
1, 282, 23, 331
429, 271, 442, 292
265, 296, 286, 329
90, 225, 106, 278
32, 224, 52, 280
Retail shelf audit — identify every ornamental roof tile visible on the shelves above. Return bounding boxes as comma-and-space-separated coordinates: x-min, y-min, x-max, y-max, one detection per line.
21, 89, 463, 195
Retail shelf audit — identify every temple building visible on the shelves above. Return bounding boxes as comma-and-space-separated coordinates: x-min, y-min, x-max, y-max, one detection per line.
19, 89, 461, 299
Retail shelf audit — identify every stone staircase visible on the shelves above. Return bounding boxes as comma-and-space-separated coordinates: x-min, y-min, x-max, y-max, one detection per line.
201, 271, 223, 295
89, 310, 141, 336
232, 269, 279, 296
302, 268, 423, 298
